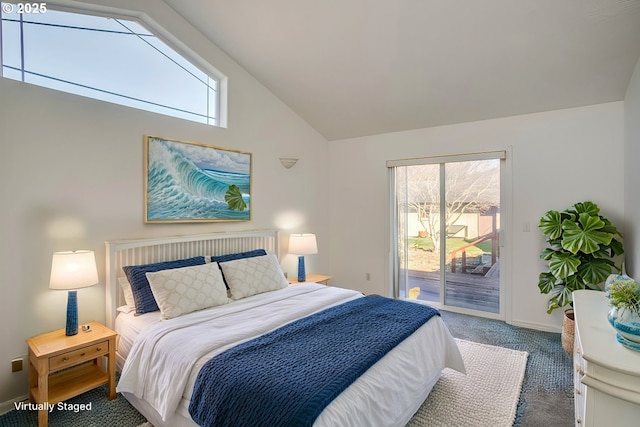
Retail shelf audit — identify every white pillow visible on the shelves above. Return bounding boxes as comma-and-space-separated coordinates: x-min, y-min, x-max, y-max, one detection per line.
117, 305, 134, 314
145, 262, 229, 319
219, 254, 288, 300
118, 277, 136, 313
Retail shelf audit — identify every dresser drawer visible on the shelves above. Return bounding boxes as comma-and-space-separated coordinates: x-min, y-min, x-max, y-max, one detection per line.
49, 340, 109, 371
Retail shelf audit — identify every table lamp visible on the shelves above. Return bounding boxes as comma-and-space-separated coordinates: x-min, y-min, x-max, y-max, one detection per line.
49, 250, 99, 336
289, 234, 318, 282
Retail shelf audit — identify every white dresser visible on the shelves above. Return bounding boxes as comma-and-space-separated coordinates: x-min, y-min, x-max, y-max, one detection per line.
573, 290, 640, 426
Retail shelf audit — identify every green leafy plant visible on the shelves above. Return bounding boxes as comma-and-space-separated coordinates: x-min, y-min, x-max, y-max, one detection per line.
538, 201, 624, 313
606, 277, 640, 317
225, 185, 247, 211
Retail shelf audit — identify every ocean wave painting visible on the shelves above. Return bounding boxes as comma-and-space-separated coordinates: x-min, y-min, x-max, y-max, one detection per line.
145, 136, 251, 222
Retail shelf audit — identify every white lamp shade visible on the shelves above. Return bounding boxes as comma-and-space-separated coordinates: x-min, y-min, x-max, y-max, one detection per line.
49, 250, 99, 290
289, 234, 318, 255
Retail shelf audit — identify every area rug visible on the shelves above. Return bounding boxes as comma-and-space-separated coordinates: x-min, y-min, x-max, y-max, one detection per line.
407, 338, 528, 427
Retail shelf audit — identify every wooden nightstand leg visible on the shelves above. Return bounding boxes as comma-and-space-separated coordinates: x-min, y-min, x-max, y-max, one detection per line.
95, 355, 103, 370
36, 369, 48, 427
28, 360, 37, 403
38, 407, 48, 427
107, 337, 116, 399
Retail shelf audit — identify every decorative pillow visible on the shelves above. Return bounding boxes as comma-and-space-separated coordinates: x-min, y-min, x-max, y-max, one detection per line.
212, 249, 268, 288
211, 249, 267, 263
146, 262, 229, 320
219, 254, 288, 300
123, 256, 206, 314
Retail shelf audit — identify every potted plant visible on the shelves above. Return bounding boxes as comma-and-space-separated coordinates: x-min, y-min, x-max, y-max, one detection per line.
605, 275, 640, 347
538, 201, 624, 352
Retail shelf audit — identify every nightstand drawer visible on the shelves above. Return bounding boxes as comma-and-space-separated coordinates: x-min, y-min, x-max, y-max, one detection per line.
49, 340, 109, 371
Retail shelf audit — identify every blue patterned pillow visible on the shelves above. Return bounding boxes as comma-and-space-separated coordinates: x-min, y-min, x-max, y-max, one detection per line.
211, 249, 267, 263
123, 256, 206, 314
212, 249, 267, 288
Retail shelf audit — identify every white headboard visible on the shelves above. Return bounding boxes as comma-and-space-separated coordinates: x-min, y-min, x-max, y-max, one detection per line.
105, 229, 279, 328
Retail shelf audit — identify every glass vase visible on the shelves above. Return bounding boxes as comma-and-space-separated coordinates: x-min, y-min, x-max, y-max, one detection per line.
608, 306, 640, 348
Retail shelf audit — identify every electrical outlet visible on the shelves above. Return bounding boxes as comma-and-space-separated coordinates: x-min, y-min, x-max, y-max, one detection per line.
11, 358, 23, 373
366, 273, 371, 281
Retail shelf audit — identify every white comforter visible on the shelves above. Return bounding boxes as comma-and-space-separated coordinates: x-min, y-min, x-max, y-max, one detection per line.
117, 284, 464, 426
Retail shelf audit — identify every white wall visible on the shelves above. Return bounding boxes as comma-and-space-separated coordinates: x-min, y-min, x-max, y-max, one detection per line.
0, 0, 329, 404
328, 102, 625, 332
625, 58, 640, 277
0, 0, 635, 409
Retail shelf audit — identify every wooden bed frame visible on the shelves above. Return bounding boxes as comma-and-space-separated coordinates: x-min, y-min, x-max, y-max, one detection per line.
104, 229, 280, 329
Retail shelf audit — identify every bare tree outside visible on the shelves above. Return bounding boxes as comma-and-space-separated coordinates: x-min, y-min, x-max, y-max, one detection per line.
407, 160, 500, 254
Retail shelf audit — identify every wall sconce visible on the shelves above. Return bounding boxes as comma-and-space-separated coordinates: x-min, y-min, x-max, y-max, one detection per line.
280, 158, 298, 169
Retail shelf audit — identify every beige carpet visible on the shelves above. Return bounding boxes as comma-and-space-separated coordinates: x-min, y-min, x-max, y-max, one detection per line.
407, 339, 528, 427
138, 339, 527, 427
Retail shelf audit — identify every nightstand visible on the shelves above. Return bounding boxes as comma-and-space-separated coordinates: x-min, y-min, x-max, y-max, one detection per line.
288, 274, 332, 285
26, 321, 117, 427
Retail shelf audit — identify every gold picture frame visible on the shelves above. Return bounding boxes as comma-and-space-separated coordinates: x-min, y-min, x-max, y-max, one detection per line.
144, 135, 252, 223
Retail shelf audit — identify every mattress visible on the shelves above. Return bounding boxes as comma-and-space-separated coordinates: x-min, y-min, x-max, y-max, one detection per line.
115, 283, 464, 427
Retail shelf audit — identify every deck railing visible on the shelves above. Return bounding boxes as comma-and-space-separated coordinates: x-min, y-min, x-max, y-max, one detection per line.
448, 231, 499, 274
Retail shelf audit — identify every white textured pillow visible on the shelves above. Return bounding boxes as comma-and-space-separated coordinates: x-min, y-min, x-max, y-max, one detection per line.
146, 262, 229, 319
220, 254, 288, 300
118, 277, 136, 313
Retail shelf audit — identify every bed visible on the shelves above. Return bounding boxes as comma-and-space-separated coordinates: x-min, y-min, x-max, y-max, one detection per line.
105, 229, 465, 427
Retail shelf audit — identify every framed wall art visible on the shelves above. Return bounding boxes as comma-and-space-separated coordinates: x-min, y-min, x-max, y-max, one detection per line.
144, 135, 252, 223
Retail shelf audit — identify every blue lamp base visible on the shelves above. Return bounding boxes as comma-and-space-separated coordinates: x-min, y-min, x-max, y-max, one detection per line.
65, 290, 78, 336
297, 256, 307, 282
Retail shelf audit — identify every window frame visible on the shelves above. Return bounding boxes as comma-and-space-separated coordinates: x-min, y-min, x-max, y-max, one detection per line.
387, 149, 510, 321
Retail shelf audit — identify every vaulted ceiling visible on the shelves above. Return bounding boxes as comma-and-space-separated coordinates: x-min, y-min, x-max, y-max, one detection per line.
164, 0, 640, 141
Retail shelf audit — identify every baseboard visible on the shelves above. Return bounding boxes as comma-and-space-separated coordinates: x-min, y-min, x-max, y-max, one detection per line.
0, 394, 28, 415
509, 319, 562, 334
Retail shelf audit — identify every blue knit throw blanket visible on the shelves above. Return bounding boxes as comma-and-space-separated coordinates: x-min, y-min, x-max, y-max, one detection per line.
188, 295, 439, 427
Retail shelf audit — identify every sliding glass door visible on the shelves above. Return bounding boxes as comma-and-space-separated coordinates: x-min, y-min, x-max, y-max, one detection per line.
390, 152, 504, 315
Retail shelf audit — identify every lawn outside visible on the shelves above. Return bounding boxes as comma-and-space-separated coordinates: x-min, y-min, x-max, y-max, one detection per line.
407, 237, 494, 272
